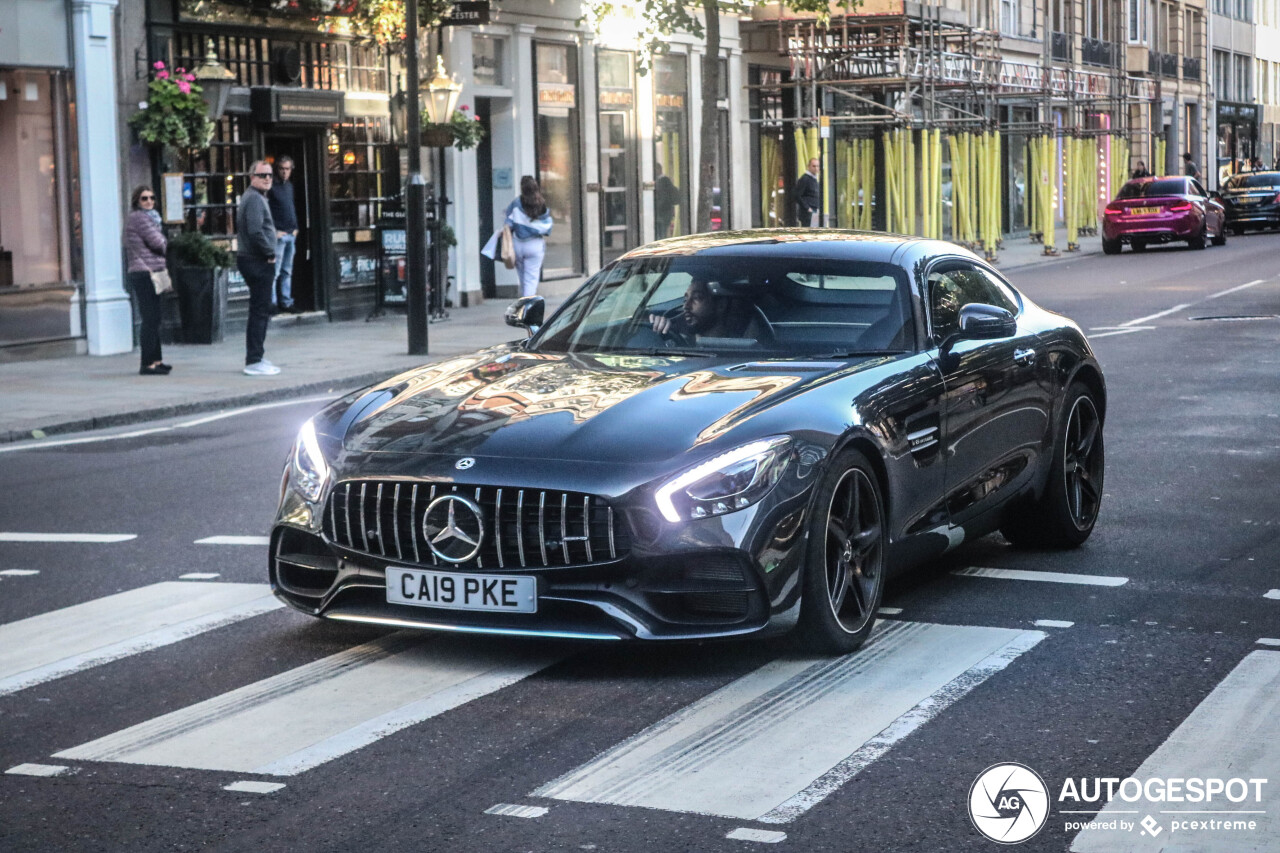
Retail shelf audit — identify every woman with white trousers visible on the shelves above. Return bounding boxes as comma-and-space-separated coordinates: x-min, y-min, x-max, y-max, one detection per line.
504, 176, 553, 297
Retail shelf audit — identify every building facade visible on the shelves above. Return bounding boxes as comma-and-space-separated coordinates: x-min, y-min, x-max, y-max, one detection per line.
1, 0, 128, 360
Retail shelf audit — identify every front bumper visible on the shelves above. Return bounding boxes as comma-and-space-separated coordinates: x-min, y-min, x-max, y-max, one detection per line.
269, 474, 815, 642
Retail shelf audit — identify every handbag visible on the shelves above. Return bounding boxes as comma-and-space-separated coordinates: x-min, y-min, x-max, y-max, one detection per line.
150, 269, 173, 295
500, 225, 517, 270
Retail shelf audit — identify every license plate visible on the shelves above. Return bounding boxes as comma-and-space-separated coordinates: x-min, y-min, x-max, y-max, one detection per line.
1131, 206, 1160, 215
386, 567, 537, 613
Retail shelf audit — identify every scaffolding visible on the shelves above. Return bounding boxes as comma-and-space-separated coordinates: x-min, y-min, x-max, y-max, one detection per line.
747, 2, 1158, 259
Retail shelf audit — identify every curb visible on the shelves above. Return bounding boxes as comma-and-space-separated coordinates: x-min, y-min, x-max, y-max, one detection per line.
0, 369, 406, 446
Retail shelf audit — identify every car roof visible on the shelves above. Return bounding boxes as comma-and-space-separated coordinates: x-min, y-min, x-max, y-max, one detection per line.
615, 229, 983, 267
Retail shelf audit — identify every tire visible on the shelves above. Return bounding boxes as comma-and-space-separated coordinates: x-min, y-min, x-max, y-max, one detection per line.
1212, 226, 1227, 246
795, 450, 887, 655
1188, 224, 1207, 250
1131, 239, 1146, 252
1101, 238, 1121, 255
1001, 383, 1105, 549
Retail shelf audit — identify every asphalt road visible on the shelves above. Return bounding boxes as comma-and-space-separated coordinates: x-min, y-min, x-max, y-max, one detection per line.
1, 232, 1277, 853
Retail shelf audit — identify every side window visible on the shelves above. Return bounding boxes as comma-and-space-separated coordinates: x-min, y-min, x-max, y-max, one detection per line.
928, 265, 1019, 341
1191, 180, 1208, 198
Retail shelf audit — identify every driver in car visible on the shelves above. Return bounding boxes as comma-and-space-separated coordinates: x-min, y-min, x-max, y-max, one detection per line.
649, 277, 753, 345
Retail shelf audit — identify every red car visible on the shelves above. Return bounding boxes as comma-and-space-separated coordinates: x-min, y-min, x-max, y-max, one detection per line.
1102, 176, 1227, 253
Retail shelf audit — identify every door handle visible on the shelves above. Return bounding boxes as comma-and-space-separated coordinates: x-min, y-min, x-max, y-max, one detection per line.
1013, 347, 1036, 366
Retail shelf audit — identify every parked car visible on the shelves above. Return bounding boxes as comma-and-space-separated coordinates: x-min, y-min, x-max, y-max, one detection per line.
271, 231, 1106, 654
1219, 171, 1280, 234
1102, 176, 1227, 253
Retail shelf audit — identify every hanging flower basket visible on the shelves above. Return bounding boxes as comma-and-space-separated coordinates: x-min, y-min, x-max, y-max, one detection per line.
129, 61, 214, 151
421, 106, 485, 150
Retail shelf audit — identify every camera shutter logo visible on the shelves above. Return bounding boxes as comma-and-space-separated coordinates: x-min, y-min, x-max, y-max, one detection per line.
969, 763, 1050, 844
422, 495, 484, 563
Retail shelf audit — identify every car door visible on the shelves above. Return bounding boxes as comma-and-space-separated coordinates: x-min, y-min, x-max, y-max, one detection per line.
926, 260, 1052, 530
1191, 179, 1224, 233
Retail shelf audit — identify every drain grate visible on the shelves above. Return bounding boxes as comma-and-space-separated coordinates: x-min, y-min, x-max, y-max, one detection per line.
1189, 314, 1280, 322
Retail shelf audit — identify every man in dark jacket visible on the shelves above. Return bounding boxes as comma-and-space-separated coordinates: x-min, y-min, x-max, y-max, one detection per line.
237, 161, 279, 376
268, 156, 299, 312
794, 157, 821, 227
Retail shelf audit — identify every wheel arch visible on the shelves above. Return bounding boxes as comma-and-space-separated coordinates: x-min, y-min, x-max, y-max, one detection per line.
1066, 363, 1107, 424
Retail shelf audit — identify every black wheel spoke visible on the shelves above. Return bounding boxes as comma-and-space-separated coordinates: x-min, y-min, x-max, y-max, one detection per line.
1074, 416, 1099, 458
829, 564, 851, 613
821, 467, 884, 634
847, 572, 867, 615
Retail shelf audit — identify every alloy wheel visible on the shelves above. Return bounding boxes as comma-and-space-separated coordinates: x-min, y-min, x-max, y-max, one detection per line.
824, 468, 884, 632
1063, 396, 1103, 530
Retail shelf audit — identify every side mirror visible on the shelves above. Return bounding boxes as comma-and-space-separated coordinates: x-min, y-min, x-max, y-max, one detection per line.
505, 296, 545, 337
938, 303, 1017, 361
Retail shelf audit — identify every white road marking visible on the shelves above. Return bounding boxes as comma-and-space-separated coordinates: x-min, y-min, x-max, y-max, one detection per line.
1120, 303, 1192, 327
1034, 620, 1076, 628
0, 533, 136, 543
1264, 590, 1280, 600
0, 396, 332, 454
55, 634, 559, 776
726, 828, 788, 843
1071, 651, 1280, 852
485, 804, 549, 819
534, 622, 1044, 823
223, 781, 286, 794
1089, 328, 1153, 339
953, 567, 1129, 587
1207, 279, 1267, 300
0, 582, 282, 697
1257, 639, 1280, 647
877, 607, 903, 615
0, 569, 40, 576
194, 536, 270, 546
5, 764, 69, 777
179, 573, 221, 580
1114, 279, 1272, 330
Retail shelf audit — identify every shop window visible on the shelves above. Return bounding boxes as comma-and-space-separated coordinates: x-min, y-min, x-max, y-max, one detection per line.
328, 117, 392, 230
653, 54, 689, 239
473, 35, 505, 87
181, 116, 254, 240
534, 41, 584, 276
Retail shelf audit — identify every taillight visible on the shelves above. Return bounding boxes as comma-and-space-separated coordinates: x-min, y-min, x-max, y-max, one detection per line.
1104, 205, 1123, 215
1168, 202, 1193, 212
1273, 193, 1280, 204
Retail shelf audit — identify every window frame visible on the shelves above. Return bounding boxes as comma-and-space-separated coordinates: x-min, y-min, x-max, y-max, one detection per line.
924, 259, 1022, 345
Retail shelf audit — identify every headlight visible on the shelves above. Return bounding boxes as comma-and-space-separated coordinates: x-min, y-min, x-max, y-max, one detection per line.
290, 419, 330, 504
655, 437, 791, 523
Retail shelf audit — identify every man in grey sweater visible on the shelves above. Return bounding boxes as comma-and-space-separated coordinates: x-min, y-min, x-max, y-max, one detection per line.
237, 161, 280, 375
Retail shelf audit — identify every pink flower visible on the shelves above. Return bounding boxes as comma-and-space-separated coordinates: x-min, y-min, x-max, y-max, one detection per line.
460, 104, 469, 111
177, 81, 191, 94
184, 74, 195, 82
175, 68, 186, 74
156, 70, 169, 79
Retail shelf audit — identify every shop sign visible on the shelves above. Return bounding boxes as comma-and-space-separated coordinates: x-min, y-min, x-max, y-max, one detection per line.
538, 83, 576, 108
251, 87, 345, 125
599, 89, 634, 108
443, 2, 490, 26
655, 94, 685, 110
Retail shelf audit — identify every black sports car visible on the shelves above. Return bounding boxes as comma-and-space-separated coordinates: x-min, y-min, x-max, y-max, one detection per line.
1220, 170, 1280, 234
271, 231, 1105, 654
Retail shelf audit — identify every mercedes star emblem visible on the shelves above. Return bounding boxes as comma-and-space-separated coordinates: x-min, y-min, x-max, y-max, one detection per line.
422, 494, 484, 563
456, 458, 475, 470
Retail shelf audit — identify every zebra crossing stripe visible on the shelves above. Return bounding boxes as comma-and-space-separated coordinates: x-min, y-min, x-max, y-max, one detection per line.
533, 621, 1045, 822
55, 633, 559, 776
0, 583, 282, 697
0, 533, 136, 543
953, 567, 1128, 586
194, 536, 270, 546
1071, 650, 1280, 852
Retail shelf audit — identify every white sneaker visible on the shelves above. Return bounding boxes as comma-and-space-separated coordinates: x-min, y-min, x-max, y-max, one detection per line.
243, 361, 281, 376
259, 358, 277, 369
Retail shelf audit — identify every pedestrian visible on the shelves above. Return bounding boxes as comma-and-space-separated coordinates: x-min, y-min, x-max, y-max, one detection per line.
654, 163, 680, 239
1131, 160, 1152, 179
237, 161, 280, 376
1251, 156, 1264, 172
267, 155, 299, 313
504, 176, 553, 298
124, 185, 172, 376
794, 157, 821, 227
1182, 152, 1202, 182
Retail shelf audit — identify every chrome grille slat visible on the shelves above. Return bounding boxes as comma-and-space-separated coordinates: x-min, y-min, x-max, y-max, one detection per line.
391, 484, 403, 560
325, 480, 627, 570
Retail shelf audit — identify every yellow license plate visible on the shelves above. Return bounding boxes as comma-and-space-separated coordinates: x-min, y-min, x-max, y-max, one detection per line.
1131, 206, 1160, 215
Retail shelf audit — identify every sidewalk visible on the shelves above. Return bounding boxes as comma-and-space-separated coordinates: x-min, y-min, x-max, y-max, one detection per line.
0, 228, 1101, 445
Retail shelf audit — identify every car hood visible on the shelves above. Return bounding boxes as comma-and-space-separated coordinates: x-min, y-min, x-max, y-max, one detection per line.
324, 346, 875, 464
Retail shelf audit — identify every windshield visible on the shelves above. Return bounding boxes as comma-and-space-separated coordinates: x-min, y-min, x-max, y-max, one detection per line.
530, 255, 915, 357
1118, 179, 1187, 198
1224, 172, 1280, 189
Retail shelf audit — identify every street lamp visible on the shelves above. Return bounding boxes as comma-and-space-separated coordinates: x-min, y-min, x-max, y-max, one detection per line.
193, 40, 236, 121
423, 54, 462, 124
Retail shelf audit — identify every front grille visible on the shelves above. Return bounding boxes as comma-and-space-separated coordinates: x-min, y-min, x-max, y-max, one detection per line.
322, 480, 629, 570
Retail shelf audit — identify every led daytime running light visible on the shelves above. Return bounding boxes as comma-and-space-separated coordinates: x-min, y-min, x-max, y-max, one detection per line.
655, 437, 789, 523
292, 419, 330, 502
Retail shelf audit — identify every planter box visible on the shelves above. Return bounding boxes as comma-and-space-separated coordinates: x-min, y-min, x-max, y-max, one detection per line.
174, 266, 228, 344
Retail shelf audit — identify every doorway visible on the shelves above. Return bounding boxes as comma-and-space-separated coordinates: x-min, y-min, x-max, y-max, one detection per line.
262, 133, 323, 312
476, 98, 496, 299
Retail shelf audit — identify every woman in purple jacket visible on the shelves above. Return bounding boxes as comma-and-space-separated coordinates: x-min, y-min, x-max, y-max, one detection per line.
124, 185, 171, 375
